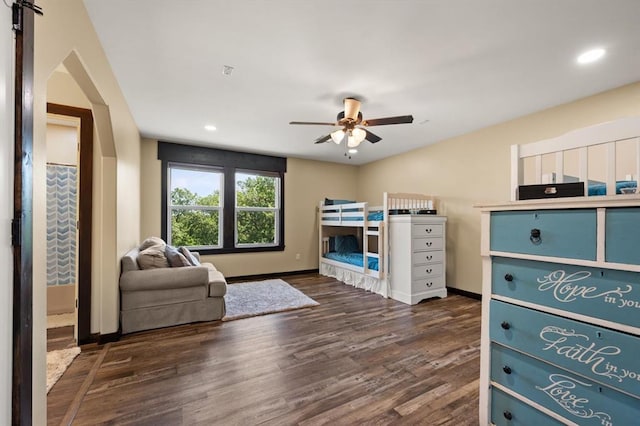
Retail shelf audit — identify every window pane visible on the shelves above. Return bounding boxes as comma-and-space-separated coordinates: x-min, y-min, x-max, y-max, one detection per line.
236, 210, 276, 245
171, 209, 220, 247
171, 167, 221, 206
236, 173, 277, 207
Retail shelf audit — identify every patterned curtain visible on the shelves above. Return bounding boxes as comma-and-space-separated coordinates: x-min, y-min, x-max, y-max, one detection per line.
46, 164, 77, 286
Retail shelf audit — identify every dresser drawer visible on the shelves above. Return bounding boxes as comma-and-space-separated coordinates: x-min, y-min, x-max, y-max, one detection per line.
606, 208, 640, 265
490, 300, 640, 397
492, 257, 640, 329
412, 263, 444, 279
491, 344, 640, 426
490, 209, 597, 260
412, 223, 443, 237
412, 237, 443, 251
411, 276, 445, 293
412, 250, 444, 265
490, 387, 564, 426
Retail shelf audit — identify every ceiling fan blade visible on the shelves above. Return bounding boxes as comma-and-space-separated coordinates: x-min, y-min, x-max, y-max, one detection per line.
362, 115, 414, 126
364, 129, 382, 143
344, 98, 361, 121
314, 134, 332, 144
290, 121, 337, 126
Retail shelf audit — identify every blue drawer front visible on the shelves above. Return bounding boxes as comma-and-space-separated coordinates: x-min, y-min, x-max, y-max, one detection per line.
492, 257, 640, 328
606, 208, 640, 265
490, 300, 640, 397
490, 210, 597, 260
491, 387, 563, 426
492, 344, 640, 426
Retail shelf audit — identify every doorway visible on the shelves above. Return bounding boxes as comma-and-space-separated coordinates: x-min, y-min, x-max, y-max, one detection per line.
46, 103, 93, 345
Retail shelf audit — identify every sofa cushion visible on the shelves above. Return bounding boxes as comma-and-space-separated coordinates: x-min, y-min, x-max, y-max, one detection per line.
140, 236, 166, 251
180, 246, 201, 266
165, 245, 191, 267
138, 244, 170, 269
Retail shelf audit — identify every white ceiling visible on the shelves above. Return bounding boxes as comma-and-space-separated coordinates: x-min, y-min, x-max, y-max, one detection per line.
83, 0, 640, 165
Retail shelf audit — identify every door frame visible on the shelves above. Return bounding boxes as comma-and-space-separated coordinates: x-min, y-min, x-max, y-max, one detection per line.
46, 103, 93, 344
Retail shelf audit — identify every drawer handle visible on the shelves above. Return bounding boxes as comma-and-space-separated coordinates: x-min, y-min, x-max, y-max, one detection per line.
425, 242, 433, 247
425, 228, 432, 233
501, 321, 510, 330
426, 268, 432, 274
426, 282, 433, 287
503, 365, 512, 375
530, 228, 542, 245
503, 411, 513, 421
426, 255, 433, 261
504, 273, 513, 282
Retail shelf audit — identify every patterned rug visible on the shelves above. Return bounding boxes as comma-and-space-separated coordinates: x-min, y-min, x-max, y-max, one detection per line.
223, 279, 319, 321
47, 347, 80, 393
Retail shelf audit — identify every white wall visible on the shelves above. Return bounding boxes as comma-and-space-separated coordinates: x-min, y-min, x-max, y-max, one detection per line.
0, 4, 13, 423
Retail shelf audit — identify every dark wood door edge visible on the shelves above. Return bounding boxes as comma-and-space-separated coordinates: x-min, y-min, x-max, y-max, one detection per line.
13, 5, 35, 425
46, 103, 93, 344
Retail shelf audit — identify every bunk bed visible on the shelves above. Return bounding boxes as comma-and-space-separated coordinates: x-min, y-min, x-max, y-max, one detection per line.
318, 192, 435, 297
511, 116, 640, 200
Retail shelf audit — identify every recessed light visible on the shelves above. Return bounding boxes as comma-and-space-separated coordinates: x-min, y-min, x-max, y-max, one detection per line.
222, 65, 234, 76
204, 124, 217, 131
577, 48, 606, 64
348, 149, 358, 154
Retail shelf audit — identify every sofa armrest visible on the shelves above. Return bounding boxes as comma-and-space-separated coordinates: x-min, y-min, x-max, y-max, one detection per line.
120, 266, 209, 292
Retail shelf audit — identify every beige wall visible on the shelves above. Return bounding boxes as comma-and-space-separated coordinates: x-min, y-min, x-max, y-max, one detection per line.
140, 139, 358, 276
35, 0, 141, 422
357, 81, 640, 295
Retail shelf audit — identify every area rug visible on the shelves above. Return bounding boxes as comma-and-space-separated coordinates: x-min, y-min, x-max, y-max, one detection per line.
223, 279, 319, 321
47, 347, 80, 393
47, 312, 75, 329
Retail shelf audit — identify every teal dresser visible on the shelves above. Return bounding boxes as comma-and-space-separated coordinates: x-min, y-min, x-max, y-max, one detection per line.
479, 197, 640, 425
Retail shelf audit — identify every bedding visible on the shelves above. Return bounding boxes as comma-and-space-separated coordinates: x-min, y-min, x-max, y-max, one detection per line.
588, 180, 637, 196
322, 210, 383, 221
324, 252, 379, 271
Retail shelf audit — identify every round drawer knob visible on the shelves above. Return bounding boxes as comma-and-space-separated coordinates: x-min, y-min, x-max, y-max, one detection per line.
426, 241, 432, 247
503, 410, 513, 421
501, 321, 511, 330
504, 273, 514, 282
426, 268, 432, 274
425, 228, 432, 233
503, 365, 512, 375
426, 255, 432, 260
426, 282, 433, 287
530, 228, 542, 245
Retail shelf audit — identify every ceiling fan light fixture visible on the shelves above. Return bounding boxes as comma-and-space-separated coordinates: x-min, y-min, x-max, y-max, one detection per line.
347, 128, 366, 147
344, 98, 361, 121
330, 129, 345, 144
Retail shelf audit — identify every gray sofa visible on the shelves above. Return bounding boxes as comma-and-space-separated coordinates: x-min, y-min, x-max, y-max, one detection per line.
120, 248, 227, 334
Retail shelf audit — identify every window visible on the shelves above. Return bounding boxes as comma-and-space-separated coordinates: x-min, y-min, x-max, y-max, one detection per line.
159, 142, 286, 254
235, 172, 280, 247
168, 165, 223, 248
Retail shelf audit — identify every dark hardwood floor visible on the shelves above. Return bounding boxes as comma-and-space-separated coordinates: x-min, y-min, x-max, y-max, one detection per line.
47, 273, 481, 425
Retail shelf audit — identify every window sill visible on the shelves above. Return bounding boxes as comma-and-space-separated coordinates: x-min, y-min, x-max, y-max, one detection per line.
193, 244, 285, 255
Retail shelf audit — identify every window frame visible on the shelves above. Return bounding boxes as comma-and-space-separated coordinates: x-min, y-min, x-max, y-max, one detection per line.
167, 163, 224, 249
159, 142, 286, 254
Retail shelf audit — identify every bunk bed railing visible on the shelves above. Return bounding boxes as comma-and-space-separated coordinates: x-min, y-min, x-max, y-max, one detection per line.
510, 117, 640, 201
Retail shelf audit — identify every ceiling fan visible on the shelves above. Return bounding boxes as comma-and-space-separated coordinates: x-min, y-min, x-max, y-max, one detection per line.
289, 97, 413, 148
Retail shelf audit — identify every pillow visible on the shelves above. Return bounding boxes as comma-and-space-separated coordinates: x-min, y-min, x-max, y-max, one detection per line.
137, 244, 170, 269
324, 198, 356, 206
179, 246, 201, 266
139, 236, 166, 251
165, 245, 191, 267
335, 235, 359, 253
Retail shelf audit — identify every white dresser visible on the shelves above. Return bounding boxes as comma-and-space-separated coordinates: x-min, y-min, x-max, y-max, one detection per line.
388, 215, 447, 304
478, 198, 640, 425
